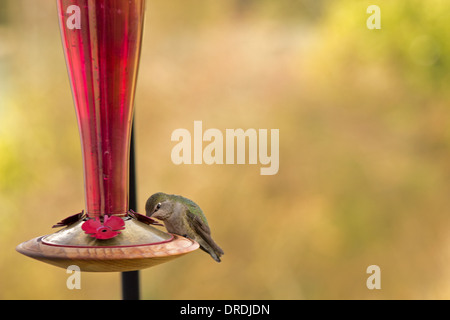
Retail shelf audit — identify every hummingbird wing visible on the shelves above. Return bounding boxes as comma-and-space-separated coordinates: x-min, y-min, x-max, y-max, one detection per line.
186, 210, 224, 261
186, 210, 211, 235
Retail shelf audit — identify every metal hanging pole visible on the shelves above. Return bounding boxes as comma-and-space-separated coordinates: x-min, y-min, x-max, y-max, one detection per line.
121, 119, 140, 300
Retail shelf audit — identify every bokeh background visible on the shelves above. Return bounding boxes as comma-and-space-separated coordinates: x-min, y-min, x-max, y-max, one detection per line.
1, 0, 450, 299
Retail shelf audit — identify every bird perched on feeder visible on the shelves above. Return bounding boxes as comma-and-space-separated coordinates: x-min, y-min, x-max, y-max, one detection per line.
145, 192, 224, 262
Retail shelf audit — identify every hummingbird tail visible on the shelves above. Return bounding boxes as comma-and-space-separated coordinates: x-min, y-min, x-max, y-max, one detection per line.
198, 240, 224, 263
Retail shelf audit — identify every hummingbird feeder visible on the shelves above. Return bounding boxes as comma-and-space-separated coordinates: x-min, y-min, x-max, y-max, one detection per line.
16, 0, 199, 273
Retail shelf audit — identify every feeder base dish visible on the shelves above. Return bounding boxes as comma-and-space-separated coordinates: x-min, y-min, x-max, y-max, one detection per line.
16, 219, 199, 272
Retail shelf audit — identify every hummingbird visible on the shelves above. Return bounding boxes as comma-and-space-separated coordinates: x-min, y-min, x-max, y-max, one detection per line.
145, 192, 224, 262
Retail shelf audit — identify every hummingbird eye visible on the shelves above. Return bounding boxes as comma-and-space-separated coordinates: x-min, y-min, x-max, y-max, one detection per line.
155, 203, 161, 210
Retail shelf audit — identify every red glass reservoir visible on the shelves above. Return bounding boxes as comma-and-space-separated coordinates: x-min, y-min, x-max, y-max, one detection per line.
56, 0, 145, 219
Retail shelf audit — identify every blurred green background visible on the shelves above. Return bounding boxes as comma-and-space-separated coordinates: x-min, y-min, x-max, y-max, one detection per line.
1, 0, 450, 299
